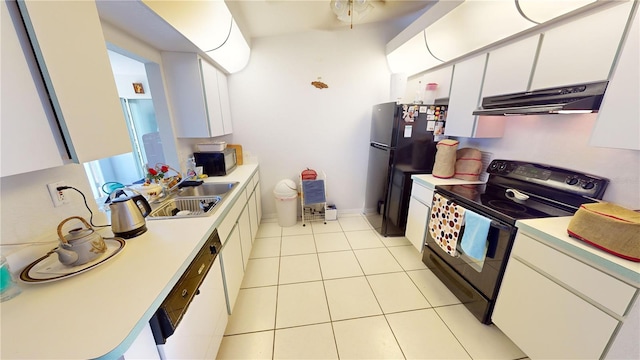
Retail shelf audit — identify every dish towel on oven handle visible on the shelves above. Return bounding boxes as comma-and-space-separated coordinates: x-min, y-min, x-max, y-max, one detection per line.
460, 209, 491, 261
428, 193, 465, 257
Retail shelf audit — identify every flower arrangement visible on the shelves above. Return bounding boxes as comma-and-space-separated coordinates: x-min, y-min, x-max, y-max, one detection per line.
145, 163, 182, 189
146, 164, 171, 184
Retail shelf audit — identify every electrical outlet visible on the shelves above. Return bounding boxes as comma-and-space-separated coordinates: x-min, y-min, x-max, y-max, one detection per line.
47, 181, 69, 207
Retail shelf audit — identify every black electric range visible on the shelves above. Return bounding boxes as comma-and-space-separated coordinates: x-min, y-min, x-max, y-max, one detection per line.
422, 159, 609, 324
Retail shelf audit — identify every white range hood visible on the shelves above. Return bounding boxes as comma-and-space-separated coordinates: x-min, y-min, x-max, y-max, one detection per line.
387, 0, 599, 76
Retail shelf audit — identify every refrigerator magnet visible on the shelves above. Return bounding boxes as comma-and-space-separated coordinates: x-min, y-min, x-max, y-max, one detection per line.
404, 125, 413, 138
427, 121, 436, 131
419, 106, 428, 113
402, 105, 417, 122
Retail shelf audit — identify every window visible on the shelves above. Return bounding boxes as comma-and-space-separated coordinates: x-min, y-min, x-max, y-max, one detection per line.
84, 51, 165, 200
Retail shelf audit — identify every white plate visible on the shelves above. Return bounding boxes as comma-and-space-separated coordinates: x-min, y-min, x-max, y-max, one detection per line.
20, 238, 125, 283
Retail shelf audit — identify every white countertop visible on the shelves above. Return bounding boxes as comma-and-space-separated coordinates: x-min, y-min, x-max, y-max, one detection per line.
0, 164, 259, 360
516, 217, 640, 288
411, 174, 485, 189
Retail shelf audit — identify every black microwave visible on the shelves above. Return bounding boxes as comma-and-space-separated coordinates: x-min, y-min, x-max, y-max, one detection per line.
194, 148, 237, 176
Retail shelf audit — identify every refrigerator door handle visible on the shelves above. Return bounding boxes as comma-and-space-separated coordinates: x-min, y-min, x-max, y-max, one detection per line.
370, 142, 389, 150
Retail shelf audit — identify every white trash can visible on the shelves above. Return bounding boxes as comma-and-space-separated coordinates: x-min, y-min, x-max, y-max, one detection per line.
274, 179, 298, 227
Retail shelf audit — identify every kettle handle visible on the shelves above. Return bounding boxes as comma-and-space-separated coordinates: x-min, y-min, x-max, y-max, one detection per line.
132, 194, 152, 218
57, 216, 92, 244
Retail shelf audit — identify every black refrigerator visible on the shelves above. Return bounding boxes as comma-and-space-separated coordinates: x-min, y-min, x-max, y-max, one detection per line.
364, 101, 447, 236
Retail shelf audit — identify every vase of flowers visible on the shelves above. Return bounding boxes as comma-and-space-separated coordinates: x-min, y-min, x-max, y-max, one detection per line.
145, 164, 182, 189
146, 164, 170, 183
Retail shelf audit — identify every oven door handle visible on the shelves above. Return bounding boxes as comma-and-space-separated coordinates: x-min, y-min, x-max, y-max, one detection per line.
485, 221, 510, 259
490, 221, 510, 231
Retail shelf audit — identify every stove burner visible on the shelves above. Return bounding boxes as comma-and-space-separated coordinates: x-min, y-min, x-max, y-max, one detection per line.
488, 200, 527, 214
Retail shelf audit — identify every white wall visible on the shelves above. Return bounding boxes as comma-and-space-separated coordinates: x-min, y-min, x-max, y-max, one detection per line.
458, 114, 640, 210
0, 165, 110, 269
227, 24, 395, 217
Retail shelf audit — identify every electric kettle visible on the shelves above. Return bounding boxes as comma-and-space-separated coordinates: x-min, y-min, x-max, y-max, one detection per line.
109, 188, 152, 239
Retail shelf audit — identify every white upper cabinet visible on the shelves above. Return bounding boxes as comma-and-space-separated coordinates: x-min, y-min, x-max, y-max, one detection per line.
482, 35, 540, 97
446, 54, 486, 137
590, 4, 639, 150
162, 52, 232, 138
215, 66, 233, 135
1, 0, 67, 177
17, 0, 132, 164
421, 66, 453, 103
445, 54, 505, 138
531, 1, 634, 90
403, 66, 452, 104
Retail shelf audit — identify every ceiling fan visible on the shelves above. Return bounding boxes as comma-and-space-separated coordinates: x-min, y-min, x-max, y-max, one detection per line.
330, 0, 375, 28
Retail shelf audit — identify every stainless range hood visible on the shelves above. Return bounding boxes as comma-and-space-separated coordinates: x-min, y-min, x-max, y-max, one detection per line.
473, 81, 608, 116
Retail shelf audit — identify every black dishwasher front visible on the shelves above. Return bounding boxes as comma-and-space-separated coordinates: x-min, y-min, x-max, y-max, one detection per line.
150, 228, 222, 344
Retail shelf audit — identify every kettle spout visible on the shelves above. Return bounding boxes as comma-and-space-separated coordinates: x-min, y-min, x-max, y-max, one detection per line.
55, 246, 79, 266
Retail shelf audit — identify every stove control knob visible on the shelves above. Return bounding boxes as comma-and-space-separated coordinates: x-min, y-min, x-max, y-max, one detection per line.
582, 182, 595, 190
566, 177, 579, 185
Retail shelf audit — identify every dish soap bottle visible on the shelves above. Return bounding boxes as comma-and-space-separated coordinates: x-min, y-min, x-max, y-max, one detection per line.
186, 156, 197, 179
0, 254, 21, 302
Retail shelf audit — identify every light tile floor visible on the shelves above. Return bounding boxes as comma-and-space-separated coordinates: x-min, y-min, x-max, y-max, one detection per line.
217, 214, 527, 360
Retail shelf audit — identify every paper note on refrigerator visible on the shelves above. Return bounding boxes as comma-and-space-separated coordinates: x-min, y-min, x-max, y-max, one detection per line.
404, 125, 413, 138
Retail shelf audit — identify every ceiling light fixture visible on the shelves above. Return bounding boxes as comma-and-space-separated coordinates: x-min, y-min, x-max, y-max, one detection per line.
330, 0, 373, 29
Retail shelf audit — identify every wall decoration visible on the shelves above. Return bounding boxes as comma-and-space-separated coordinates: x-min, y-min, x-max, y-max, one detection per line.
311, 78, 328, 89
132, 83, 145, 94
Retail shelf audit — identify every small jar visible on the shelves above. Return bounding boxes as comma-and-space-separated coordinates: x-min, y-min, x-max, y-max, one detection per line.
0, 254, 21, 302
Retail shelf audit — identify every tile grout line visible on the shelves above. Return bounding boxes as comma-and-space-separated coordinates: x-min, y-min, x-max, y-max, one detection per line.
270, 229, 284, 360
431, 304, 475, 360
357, 250, 408, 360
318, 251, 342, 360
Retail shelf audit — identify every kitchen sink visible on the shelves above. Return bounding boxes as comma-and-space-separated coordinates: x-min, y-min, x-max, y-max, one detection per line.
148, 196, 222, 219
147, 182, 239, 219
176, 182, 239, 197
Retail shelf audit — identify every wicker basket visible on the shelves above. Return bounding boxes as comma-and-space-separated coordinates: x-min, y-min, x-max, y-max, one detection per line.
567, 202, 640, 262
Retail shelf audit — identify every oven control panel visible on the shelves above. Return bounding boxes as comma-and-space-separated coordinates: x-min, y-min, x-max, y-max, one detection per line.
487, 160, 609, 199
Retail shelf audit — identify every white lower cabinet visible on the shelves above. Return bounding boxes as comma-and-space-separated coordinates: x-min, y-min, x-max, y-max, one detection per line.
221, 224, 244, 314
405, 182, 434, 252
238, 205, 252, 270
255, 185, 262, 230
157, 256, 227, 360
217, 169, 261, 316
122, 323, 160, 359
248, 187, 259, 241
493, 232, 637, 359
405, 198, 430, 252
606, 298, 640, 359
493, 258, 618, 359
